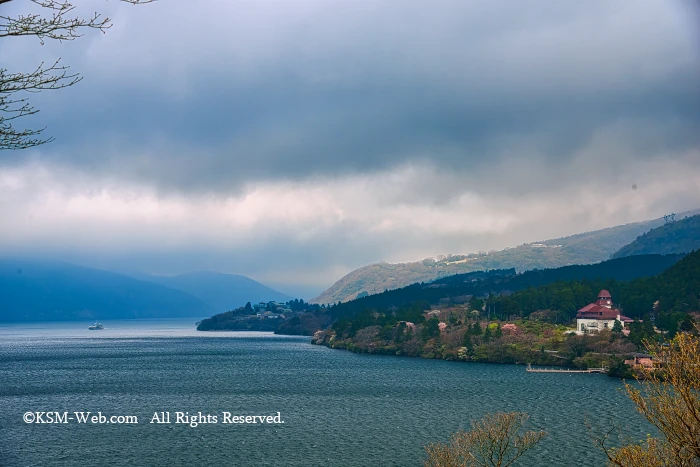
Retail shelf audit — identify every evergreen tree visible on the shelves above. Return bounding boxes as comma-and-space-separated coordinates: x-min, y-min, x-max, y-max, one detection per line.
612, 319, 623, 334
422, 317, 440, 340
463, 332, 474, 356
642, 318, 657, 341
628, 319, 657, 346
469, 296, 485, 313
679, 314, 695, 332
494, 324, 503, 338
471, 321, 482, 336
483, 325, 492, 342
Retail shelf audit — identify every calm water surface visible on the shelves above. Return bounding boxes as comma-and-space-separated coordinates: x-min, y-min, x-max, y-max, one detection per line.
0, 320, 651, 466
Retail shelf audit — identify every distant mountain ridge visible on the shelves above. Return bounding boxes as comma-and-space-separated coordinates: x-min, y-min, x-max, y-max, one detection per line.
312, 208, 700, 304
611, 214, 700, 259
136, 271, 292, 313
0, 259, 211, 322
323, 253, 686, 322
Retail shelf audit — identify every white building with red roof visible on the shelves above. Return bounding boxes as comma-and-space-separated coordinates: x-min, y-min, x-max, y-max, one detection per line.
576, 290, 634, 334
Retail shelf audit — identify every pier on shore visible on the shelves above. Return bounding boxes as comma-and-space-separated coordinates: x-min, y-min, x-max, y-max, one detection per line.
526, 363, 607, 374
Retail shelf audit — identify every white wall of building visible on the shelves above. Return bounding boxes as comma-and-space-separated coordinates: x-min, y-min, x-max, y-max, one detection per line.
576, 318, 619, 334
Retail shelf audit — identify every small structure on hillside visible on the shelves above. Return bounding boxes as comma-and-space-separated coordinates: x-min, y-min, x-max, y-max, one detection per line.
624, 352, 654, 370
576, 290, 634, 334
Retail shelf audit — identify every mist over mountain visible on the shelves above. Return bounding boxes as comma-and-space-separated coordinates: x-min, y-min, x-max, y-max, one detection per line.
329, 253, 685, 322
0, 259, 211, 322
312, 209, 700, 304
277, 252, 687, 336
135, 271, 292, 313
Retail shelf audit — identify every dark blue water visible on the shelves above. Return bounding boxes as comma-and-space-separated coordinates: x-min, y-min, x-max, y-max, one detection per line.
0, 320, 651, 466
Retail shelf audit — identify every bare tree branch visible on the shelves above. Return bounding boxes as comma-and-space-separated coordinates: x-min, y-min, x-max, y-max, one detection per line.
0, 0, 155, 150
424, 412, 546, 467
590, 326, 700, 466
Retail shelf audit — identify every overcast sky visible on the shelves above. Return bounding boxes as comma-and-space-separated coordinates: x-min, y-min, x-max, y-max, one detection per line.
1, 0, 699, 298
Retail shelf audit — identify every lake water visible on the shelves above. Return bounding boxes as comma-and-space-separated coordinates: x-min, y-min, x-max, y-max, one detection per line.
0, 319, 651, 466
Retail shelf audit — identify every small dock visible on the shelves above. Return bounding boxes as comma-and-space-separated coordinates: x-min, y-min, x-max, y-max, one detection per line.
526, 363, 607, 374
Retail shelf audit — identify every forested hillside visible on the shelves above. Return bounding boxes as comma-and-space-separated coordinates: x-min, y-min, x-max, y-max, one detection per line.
310, 251, 699, 370
488, 249, 699, 325
331, 250, 699, 337
312, 209, 700, 304
278, 253, 684, 335
611, 214, 700, 259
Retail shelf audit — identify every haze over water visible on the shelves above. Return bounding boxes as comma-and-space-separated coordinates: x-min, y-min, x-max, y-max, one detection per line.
0, 320, 651, 466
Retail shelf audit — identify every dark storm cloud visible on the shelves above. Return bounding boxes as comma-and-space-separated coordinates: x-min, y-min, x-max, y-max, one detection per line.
3, 0, 697, 197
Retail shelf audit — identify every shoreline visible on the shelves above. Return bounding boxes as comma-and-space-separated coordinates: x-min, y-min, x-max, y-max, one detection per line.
310, 328, 641, 378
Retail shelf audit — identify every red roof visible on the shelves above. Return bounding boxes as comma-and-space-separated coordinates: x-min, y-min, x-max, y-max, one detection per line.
577, 290, 634, 322
577, 305, 620, 320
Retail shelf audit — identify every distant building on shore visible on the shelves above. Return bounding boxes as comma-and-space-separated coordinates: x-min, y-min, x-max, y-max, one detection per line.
624, 352, 654, 370
576, 290, 634, 334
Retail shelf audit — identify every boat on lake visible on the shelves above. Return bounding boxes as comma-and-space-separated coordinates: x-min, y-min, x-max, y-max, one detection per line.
88, 322, 104, 330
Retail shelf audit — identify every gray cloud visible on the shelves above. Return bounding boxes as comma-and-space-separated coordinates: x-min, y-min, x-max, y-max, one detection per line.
3, 0, 698, 193
1, 0, 699, 293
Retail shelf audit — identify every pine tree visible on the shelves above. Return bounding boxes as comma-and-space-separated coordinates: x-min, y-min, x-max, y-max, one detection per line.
463, 332, 474, 356
612, 319, 623, 334
679, 314, 695, 332
471, 321, 482, 336
494, 324, 503, 338
483, 325, 492, 342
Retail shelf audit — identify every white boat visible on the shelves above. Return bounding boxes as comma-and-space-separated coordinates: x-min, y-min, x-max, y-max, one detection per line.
88, 322, 104, 330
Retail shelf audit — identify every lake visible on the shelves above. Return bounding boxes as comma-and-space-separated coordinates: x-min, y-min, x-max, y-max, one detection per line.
0, 319, 651, 466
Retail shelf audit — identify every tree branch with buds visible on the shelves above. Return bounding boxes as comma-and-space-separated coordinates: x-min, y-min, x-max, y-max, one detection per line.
0, 0, 155, 150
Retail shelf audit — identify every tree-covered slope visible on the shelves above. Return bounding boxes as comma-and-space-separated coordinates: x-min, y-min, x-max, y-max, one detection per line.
197, 299, 322, 332
611, 214, 700, 259
314, 252, 700, 372
306, 251, 699, 356
312, 209, 700, 304
0, 259, 211, 322
137, 271, 292, 313
487, 249, 700, 324
278, 253, 684, 334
